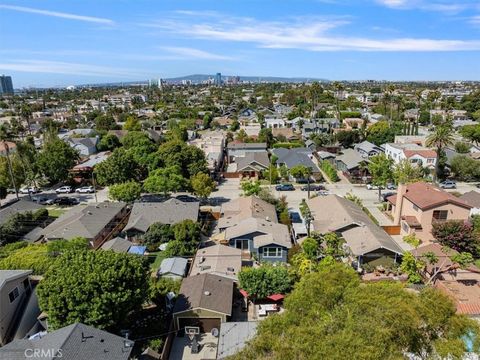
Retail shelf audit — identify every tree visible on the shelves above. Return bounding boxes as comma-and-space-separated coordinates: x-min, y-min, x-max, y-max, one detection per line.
241, 179, 261, 196
95, 114, 117, 131
454, 141, 471, 154
289, 165, 312, 198
432, 220, 479, 256
459, 124, 480, 145
366, 121, 395, 145
37, 135, 79, 183
123, 115, 142, 131
426, 124, 454, 182
335, 130, 361, 148
108, 181, 142, 202
143, 223, 174, 252
450, 155, 480, 181
258, 128, 273, 147
393, 159, 424, 184
190, 172, 216, 199
368, 153, 393, 201
156, 140, 208, 178
97, 133, 121, 152
238, 265, 293, 300
400, 251, 424, 284
232, 263, 479, 359
94, 148, 141, 186
144, 165, 185, 196
121, 131, 155, 150
301, 237, 318, 260
37, 250, 149, 330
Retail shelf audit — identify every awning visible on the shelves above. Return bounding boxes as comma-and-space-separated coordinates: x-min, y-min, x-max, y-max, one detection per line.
239, 289, 248, 298
267, 294, 284, 301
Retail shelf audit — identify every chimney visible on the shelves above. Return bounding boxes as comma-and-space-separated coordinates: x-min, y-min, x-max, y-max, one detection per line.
393, 183, 407, 225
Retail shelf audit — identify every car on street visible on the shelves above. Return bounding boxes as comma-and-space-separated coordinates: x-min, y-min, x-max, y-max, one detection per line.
317, 190, 331, 196
386, 183, 397, 190
56, 186, 73, 194
6, 188, 16, 194
19, 186, 39, 194
381, 192, 396, 202
53, 197, 79, 206
439, 180, 456, 189
289, 211, 303, 223
366, 184, 384, 190
301, 184, 325, 192
76, 186, 95, 193
275, 183, 295, 191
31, 195, 51, 205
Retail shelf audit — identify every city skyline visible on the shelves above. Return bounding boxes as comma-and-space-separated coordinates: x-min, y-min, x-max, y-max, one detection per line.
1, 0, 480, 87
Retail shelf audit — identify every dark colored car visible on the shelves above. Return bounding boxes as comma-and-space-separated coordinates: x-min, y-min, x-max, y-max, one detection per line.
54, 197, 79, 206
381, 192, 396, 202
301, 184, 325, 192
289, 211, 303, 223
275, 184, 295, 191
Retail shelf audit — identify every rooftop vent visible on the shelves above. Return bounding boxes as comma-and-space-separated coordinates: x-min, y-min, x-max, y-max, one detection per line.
204, 291, 211, 296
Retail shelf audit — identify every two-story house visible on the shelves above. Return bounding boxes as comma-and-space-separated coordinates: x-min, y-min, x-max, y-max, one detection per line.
384, 143, 436, 170
387, 182, 472, 243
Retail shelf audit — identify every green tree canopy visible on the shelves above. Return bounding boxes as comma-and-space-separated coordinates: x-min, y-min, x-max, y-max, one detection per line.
123, 115, 142, 131
37, 136, 79, 183
190, 172, 216, 199
155, 140, 208, 178
94, 148, 142, 186
366, 120, 395, 145
368, 153, 393, 200
241, 179, 261, 196
37, 250, 149, 330
97, 133, 121, 152
233, 263, 479, 359
144, 165, 185, 196
238, 265, 293, 300
108, 181, 142, 202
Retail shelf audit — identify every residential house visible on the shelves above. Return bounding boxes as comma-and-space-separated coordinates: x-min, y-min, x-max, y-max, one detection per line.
100, 237, 133, 253
173, 274, 234, 332
0, 199, 43, 226
71, 151, 111, 177
271, 128, 300, 141
189, 131, 225, 172
213, 116, 234, 129
240, 123, 261, 138
384, 143, 436, 170
226, 151, 269, 179
394, 135, 427, 146
308, 195, 404, 268
354, 141, 383, 159
158, 257, 188, 280
226, 142, 267, 163
335, 148, 368, 180
459, 190, 480, 216
217, 322, 258, 359
387, 182, 472, 243
190, 243, 242, 281
0, 271, 37, 346
40, 202, 128, 249
66, 137, 99, 157
0, 323, 134, 360
412, 243, 480, 319
342, 118, 366, 131
271, 148, 321, 180
265, 118, 286, 129
124, 198, 199, 238
301, 119, 339, 139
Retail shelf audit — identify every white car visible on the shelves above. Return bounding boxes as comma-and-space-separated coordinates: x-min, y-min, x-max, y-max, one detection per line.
366, 184, 384, 190
56, 186, 73, 194
76, 186, 95, 194
19, 187, 39, 194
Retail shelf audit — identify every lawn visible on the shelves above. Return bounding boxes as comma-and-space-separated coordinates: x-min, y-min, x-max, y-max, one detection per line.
47, 208, 66, 218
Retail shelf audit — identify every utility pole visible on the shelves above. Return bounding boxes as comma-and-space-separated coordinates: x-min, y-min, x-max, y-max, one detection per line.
91, 171, 98, 203
4, 141, 19, 199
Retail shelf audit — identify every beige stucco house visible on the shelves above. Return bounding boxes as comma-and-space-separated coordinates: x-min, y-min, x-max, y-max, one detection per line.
387, 182, 472, 243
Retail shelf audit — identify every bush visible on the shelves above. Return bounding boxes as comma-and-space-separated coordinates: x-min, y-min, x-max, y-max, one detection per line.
432, 220, 480, 256
0, 243, 52, 275
320, 160, 339, 182
143, 223, 174, 252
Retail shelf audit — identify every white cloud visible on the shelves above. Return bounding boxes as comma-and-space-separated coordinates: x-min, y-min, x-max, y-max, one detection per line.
159, 46, 236, 60
375, 0, 471, 13
0, 4, 114, 25
0, 60, 143, 77
145, 14, 480, 52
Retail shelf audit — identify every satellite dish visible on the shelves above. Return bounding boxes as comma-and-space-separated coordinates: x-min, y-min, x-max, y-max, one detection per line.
211, 328, 219, 337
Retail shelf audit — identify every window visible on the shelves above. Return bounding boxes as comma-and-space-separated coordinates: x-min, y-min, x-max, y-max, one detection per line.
235, 239, 249, 251
432, 210, 448, 221
8, 287, 19, 303
262, 247, 282, 258
413, 205, 419, 212
402, 222, 409, 233
427, 158, 434, 164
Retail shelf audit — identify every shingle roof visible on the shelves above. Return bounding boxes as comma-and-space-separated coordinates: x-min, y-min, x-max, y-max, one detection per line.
459, 190, 480, 208
227, 142, 266, 150
308, 195, 403, 256
0, 323, 133, 360
100, 237, 132, 253
401, 182, 472, 210
335, 148, 366, 170
0, 199, 43, 226
272, 148, 319, 171
124, 198, 199, 233
236, 152, 270, 172
218, 196, 278, 229
173, 274, 233, 315
41, 202, 126, 240
159, 257, 188, 277
190, 244, 242, 280
225, 218, 291, 249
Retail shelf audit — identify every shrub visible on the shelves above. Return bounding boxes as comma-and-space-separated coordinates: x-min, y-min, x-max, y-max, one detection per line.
320, 160, 339, 182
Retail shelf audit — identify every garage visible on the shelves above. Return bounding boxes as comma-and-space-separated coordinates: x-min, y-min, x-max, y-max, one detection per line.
178, 318, 221, 333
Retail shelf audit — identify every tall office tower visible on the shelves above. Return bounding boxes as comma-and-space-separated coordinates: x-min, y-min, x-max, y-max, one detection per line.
0, 75, 14, 95
214, 72, 222, 86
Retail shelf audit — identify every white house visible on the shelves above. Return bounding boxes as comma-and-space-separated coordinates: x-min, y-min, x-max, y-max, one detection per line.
265, 118, 286, 129
384, 143, 437, 169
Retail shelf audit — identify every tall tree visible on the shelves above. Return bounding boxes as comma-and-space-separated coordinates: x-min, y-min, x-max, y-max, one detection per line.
368, 153, 393, 201
426, 124, 454, 182
37, 133, 79, 183
144, 165, 185, 196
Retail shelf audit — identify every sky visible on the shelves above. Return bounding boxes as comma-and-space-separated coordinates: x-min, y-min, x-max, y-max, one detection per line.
1, 0, 480, 87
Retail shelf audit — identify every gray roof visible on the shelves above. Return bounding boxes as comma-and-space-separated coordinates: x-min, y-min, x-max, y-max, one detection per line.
459, 191, 480, 208
100, 237, 132, 253
308, 195, 403, 256
354, 141, 383, 155
271, 148, 319, 172
124, 198, 199, 233
158, 257, 188, 277
236, 152, 270, 172
41, 202, 126, 240
173, 274, 233, 315
335, 148, 366, 170
69, 137, 97, 148
225, 218, 291, 249
0, 200, 43, 226
0, 323, 133, 360
227, 142, 266, 150
0, 270, 32, 290
217, 322, 258, 359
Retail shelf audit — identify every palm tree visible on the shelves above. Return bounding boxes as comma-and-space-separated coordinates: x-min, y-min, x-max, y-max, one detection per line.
0, 125, 19, 199
385, 84, 395, 123
332, 81, 344, 121
426, 125, 454, 183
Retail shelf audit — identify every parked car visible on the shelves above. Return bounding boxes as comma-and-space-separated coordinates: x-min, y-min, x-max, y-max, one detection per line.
289, 211, 303, 223
19, 187, 39, 194
439, 180, 456, 189
56, 186, 73, 194
275, 183, 295, 191
317, 190, 331, 196
31, 195, 51, 205
386, 183, 397, 190
6, 188, 16, 194
366, 184, 384, 190
76, 186, 95, 193
381, 192, 396, 202
53, 197, 79, 206
301, 184, 325, 192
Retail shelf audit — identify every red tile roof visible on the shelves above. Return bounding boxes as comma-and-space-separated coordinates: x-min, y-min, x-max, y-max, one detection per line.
401, 182, 472, 210
403, 149, 437, 158
456, 303, 480, 315
402, 215, 422, 228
